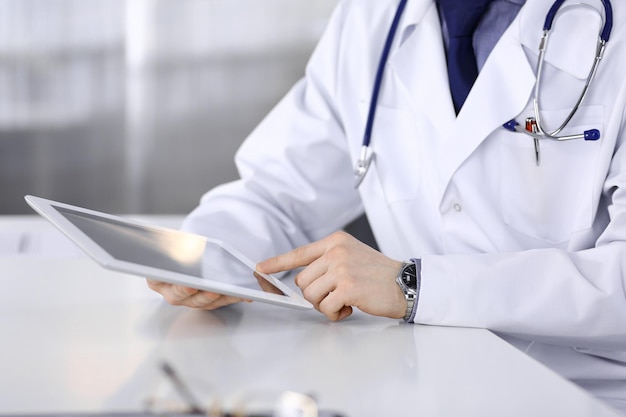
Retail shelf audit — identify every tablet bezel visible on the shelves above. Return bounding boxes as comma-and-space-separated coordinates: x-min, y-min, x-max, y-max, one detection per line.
25, 195, 312, 310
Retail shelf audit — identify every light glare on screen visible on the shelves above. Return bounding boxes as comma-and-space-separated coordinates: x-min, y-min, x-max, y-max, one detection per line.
157, 233, 205, 266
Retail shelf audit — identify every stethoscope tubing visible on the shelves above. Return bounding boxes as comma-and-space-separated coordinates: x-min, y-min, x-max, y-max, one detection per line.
354, 0, 408, 188
363, 0, 408, 149
354, 0, 613, 188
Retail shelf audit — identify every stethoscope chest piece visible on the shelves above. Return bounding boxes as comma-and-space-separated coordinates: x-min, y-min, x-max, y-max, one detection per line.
354, 146, 374, 188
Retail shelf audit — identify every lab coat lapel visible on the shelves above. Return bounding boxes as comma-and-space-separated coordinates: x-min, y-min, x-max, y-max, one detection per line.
435, 4, 538, 204
385, 0, 541, 204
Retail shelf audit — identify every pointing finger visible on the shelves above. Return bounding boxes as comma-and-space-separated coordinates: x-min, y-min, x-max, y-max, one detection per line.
257, 240, 325, 274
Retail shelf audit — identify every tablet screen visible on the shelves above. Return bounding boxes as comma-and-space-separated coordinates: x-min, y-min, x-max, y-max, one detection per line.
55, 206, 287, 296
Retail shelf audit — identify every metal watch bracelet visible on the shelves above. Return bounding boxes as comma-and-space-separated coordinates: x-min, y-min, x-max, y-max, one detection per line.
395, 259, 421, 322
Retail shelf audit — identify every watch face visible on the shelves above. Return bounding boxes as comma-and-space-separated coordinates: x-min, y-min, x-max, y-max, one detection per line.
401, 263, 417, 289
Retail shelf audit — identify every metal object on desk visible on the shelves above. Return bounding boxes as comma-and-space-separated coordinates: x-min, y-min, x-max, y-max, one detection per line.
144, 361, 344, 417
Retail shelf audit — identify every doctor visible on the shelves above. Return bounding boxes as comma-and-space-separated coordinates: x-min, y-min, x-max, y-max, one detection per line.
147, 0, 626, 413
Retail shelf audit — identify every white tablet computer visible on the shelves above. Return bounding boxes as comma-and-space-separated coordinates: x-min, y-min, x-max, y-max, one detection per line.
25, 195, 312, 310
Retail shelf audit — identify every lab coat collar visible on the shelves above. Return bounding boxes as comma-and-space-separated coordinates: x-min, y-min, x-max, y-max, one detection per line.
398, 0, 436, 32
390, 1, 456, 139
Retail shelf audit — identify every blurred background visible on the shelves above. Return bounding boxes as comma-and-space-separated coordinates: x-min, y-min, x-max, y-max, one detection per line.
0, 0, 338, 214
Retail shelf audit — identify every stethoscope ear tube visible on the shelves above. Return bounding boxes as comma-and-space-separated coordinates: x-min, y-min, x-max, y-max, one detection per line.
503, 120, 601, 141
585, 129, 601, 141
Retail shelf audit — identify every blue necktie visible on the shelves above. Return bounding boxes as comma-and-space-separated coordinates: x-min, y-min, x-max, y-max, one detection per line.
438, 0, 492, 113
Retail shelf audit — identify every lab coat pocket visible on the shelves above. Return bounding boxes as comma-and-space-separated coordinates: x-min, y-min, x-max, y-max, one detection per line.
498, 105, 604, 244
366, 105, 423, 203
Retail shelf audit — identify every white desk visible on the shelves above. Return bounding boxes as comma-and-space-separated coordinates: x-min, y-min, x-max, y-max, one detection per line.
0, 218, 621, 416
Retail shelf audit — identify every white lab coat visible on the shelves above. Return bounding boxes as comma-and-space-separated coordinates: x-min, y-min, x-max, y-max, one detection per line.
183, 0, 626, 411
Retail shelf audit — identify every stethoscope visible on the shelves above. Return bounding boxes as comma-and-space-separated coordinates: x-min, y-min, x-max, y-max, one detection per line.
354, 0, 613, 187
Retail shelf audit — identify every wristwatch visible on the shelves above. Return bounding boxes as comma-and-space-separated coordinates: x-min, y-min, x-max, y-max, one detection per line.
395, 261, 419, 322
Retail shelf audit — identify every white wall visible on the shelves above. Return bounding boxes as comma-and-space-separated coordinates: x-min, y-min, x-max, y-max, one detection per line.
0, 1, 339, 214
126, 0, 337, 65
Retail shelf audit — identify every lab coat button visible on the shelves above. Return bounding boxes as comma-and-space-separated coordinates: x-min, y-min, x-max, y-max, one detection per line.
453, 203, 462, 212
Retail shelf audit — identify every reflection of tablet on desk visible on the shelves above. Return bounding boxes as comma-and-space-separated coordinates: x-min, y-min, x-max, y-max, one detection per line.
25, 195, 312, 310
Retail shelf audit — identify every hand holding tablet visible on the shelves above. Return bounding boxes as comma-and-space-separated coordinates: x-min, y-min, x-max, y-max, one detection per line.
145, 278, 251, 310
